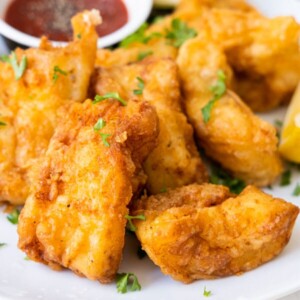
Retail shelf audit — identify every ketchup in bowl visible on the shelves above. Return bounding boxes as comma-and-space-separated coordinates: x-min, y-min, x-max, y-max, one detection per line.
4, 0, 128, 41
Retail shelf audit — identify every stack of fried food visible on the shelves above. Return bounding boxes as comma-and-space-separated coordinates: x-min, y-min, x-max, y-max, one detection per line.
0, 0, 299, 286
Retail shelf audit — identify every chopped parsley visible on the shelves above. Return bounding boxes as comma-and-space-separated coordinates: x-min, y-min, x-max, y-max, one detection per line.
7, 208, 20, 224
0, 121, 6, 127
210, 165, 245, 194
1, 51, 27, 80
120, 23, 162, 48
99, 133, 111, 148
137, 50, 153, 62
125, 214, 146, 232
203, 286, 212, 297
93, 92, 127, 106
52, 66, 68, 83
24, 256, 30, 261
165, 19, 197, 48
77, 33, 82, 39
0, 243, 7, 248
93, 118, 106, 132
160, 186, 167, 193
202, 70, 227, 124
133, 77, 145, 95
116, 273, 141, 293
293, 183, 300, 196
274, 120, 283, 129
280, 170, 291, 186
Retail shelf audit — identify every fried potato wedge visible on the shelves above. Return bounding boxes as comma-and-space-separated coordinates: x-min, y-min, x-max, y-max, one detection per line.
132, 184, 299, 283
90, 58, 208, 194
18, 99, 159, 283
177, 38, 283, 186
0, 10, 100, 205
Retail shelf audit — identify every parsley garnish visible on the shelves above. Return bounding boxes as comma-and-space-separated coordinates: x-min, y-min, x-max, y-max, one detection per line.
125, 214, 146, 232
24, 256, 30, 261
94, 118, 106, 132
116, 273, 141, 293
165, 19, 197, 48
202, 70, 227, 123
133, 77, 145, 95
274, 120, 283, 129
0, 121, 6, 127
210, 165, 245, 194
100, 133, 111, 147
93, 92, 127, 106
280, 170, 291, 186
203, 286, 212, 297
7, 208, 20, 224
137, 50, 153, 62
53, 66, 68, 83
160, 186, 167, 193
293, 183, 300, 196
1, 52, 27, 80
77, 33, 82, 39
0, 243, 7, 248
120, 23, 162, 48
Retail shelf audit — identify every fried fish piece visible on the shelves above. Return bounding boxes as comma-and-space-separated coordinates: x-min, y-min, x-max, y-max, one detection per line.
177, 37, 283, 186
132, 184, 299, 283
90, 58, 208, 194
18, 99, 159, 283
0, 10, 100, 205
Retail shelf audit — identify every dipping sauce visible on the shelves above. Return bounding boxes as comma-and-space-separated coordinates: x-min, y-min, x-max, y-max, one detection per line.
4, 0, 128, 41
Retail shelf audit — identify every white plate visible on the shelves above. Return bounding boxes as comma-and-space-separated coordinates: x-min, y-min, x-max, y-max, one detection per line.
1, 1, 300, 300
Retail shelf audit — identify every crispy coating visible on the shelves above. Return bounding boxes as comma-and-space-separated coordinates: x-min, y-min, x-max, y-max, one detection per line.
132, 184, 299, 283
90, 58, 208, 194
0, 11, 100, 205
18, 99, 159, 283
177, 38, 283, 186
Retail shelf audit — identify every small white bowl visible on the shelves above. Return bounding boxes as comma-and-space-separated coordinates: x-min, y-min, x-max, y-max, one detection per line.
0, 0, 153, 48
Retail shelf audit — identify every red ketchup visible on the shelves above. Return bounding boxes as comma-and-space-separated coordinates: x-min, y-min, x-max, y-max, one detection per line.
4, 0, 128, 41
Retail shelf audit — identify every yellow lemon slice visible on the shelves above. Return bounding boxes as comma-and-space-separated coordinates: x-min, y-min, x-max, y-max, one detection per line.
154, 0, 179, 8
279, 83, 300, 163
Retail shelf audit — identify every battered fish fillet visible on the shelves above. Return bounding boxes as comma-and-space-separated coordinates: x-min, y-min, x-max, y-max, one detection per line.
227, 16, 300, 111
18, 99, 159, 283
177, 38, 283, 186
132, 184, 299, 283
0, 10, 100, 205
90, 58, 208, 194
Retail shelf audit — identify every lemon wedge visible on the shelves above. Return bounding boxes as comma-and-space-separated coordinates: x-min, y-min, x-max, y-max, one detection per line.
154, 0, 179, 8
279, 83, 300, 163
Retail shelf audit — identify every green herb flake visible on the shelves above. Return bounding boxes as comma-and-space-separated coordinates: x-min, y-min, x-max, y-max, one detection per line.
0, 243, 7, 248
125, 214, 146, 232
210, 165, 245, 194
77, 33, 82, 39
120, 23, 161, 48
94, 118, 106, 132
201, 70, 227, 124
203, 286, 212, 297
165, 19, 197, 48
100, 133, 111, 147
53, 66, 68, 83
0, 121, 6, 127
293, 183, 300, 196
280, 170, 291, 186
1, 52, 27, 80
93, 92, 127, 106
274, 120, 283, 129
137, 50, 153, 61
116, 273, 141, 293
7, 208, 20, 225
24, 256, 30, 261
133, 77, 145, 95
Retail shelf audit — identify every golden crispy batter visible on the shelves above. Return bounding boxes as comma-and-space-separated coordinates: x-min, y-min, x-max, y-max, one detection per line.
18, 99, 159, 283
0, 11, 100, 205
132, 184, 299, 283
90, 58, 208, 194
228, 16, 300, 111
177, 38, 283, 186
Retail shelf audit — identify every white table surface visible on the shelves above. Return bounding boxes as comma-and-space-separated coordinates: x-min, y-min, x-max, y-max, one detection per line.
0, 32, 300, 300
